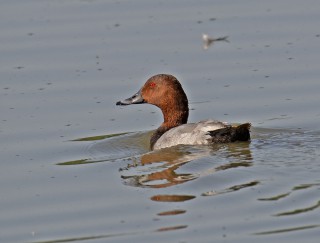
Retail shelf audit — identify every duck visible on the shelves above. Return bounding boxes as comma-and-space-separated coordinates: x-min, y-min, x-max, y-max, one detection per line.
116, 74, 250, 150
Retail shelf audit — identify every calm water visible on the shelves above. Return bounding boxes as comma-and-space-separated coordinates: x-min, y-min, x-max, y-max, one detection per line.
1, 0, 319, 242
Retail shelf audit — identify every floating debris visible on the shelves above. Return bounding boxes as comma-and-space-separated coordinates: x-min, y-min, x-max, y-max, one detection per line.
202, 34, 229, 49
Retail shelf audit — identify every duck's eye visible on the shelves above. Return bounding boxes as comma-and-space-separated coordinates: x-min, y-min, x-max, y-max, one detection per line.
149, 82, 156, 88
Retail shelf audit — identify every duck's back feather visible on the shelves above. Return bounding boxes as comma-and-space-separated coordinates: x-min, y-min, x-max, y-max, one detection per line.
207, 123, 251, 143
153, 120, 230, 150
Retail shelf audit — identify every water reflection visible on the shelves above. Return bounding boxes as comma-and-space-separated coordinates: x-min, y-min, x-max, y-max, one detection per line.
121, 146, 205, 188
157, 209, 186, 216
156, 225, 188, 232
150, 194, 196, 202
121, 142, 253, 189
53, 128, 320, 240
57, 132, 254, 191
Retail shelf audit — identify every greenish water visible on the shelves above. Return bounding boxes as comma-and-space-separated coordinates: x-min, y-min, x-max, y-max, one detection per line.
1, 0, 319, 242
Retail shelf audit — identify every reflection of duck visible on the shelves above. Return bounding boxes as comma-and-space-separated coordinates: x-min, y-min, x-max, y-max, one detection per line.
121, 142, 253, 188
121, 146, 206, 188
117, 74, 250, 150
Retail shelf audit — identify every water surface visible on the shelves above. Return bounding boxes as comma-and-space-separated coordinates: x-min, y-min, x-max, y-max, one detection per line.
1, 0, 319, 242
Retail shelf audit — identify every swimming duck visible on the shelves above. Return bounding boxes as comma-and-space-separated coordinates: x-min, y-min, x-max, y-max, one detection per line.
116, 74, 250, 150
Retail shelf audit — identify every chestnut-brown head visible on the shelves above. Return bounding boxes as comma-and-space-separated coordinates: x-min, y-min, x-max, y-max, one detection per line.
116, 74, 189, 127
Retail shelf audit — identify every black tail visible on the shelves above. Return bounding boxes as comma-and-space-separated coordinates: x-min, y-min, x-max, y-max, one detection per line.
208, 123, 251, 143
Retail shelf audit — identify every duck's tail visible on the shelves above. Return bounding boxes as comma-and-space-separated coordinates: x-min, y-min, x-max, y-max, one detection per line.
208, 123, 251, 143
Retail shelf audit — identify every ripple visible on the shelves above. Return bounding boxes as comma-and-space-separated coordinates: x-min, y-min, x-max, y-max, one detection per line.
274, 200, 320, 217
254, 224, 320, 235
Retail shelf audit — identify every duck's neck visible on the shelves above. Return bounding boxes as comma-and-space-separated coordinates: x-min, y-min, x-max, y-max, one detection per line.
163, 105, 189, 128
150, 103, 189, 150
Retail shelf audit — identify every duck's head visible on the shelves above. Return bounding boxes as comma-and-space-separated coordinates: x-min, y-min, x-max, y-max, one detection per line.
116, 74, 189, 125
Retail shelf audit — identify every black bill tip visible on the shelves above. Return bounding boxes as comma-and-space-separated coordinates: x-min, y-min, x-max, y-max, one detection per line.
116, 101, 127, 106
116, 89, 145, 106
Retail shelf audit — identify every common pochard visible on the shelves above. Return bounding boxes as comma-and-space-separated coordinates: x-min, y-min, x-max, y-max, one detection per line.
116, 74, 250, 150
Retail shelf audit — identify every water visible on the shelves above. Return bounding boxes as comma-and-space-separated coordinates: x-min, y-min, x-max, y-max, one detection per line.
1, 0, 319, 242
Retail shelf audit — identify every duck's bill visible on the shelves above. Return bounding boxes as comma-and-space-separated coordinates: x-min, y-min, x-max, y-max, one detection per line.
116, 90, 145, 106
